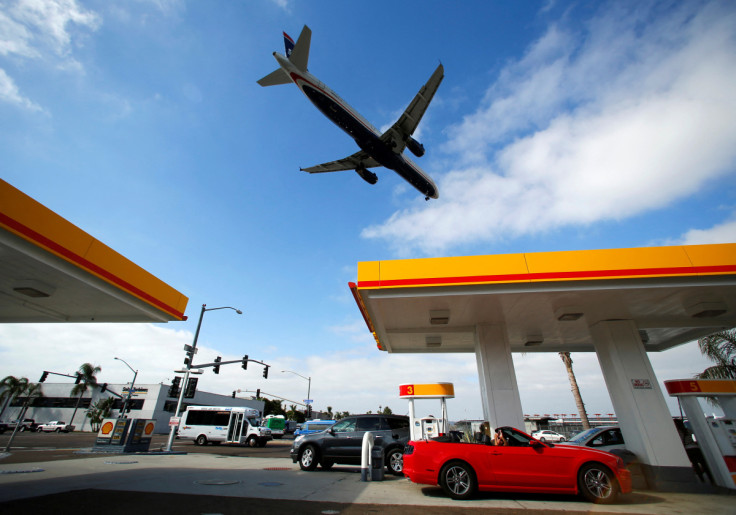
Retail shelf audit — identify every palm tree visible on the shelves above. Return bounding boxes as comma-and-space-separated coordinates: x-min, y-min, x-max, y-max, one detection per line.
696, 329, 736, 379
86, 397, 115, 431
0, 376, 30, 421
69, 363, 101, 429
559, 352, 591, 430
4, 383, 43, 452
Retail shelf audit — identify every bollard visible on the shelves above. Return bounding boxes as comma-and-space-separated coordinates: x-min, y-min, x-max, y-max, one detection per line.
360, 431, 374, 481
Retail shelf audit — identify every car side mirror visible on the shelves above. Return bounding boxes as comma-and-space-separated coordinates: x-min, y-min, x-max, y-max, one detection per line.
530, 439, 544, 448
329, 427, 336, 435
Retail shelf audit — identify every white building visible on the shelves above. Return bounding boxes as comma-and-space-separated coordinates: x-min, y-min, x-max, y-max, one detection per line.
7, 383, 264, 434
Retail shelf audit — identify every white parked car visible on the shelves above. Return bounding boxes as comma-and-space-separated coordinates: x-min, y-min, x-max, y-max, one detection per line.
36, 420, 74, 433
531, 429, 567, 442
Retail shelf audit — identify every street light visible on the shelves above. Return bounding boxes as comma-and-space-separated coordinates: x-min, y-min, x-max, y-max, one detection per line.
282, 369, 311, 418
114, 356, 138, 418
165, 303, 242, 452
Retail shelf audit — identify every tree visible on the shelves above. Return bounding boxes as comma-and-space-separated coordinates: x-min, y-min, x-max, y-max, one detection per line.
326, 406, 333, 419
69, 363, 101, 429
559, 352, 591, 430
286, 404, 305, 423
262, 397, 285, 417
696, 329, 736, 379
4, 382, 43, 452
381, 406, 393, 415
87, 397, 115, 431
0, 376, 29, 421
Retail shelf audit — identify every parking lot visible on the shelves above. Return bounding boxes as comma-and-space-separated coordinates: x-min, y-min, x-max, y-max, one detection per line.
0, 431, 293, 464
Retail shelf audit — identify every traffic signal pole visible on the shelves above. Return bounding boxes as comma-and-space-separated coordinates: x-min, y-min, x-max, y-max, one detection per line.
164, 304, 207, 453
163, 303, 247, 453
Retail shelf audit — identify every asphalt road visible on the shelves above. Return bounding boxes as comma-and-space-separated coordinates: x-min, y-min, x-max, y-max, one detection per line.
0, 431, 293, 464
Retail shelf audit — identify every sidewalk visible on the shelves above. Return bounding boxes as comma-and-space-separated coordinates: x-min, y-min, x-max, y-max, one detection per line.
0, 453, 733, 514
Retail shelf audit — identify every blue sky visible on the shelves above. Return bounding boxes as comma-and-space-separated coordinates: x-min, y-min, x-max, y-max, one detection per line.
1, 0, 735, 419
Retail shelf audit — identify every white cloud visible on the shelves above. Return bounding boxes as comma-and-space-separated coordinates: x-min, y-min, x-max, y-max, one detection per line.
363, 2, 736, 255
6, 0, 100, 59
0, 67, 43, 111
0, 0, 100, 109
678, 217, 736, 245
269, 0, 291, 13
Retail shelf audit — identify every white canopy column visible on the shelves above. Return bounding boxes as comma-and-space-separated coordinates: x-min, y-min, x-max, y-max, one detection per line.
590, 319, 696, 490
475, 324, 525, 429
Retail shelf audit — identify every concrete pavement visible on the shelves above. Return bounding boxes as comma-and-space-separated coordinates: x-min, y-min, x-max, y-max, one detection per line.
0, 453, 733, 514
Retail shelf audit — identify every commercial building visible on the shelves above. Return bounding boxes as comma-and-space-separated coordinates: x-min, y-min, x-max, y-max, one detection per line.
6, 383, 263, 434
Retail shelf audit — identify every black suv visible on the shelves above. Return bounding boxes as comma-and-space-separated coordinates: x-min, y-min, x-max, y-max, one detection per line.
290, 414, 410, 474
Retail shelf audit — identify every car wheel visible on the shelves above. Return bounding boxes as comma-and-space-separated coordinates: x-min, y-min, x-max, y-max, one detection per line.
55, 428, 61, 433
321, 460, 334, 470
195, 435, 208, 446
578, 463, 619, 504
386, 448, 404, 475
299, 445, 319, 471
540, 437, 547, 442
247, 436, 258, 448
440, 460, 477, 500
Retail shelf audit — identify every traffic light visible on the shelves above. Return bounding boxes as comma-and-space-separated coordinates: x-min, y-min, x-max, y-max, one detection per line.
100, 383, 108, 393
184, 377, 198, 398
213, 356, 221, 374
262, 366, 269, 379
184, 344, 195, 367
242, 355, 248, 370
39, 371, 48, 382
256, 388, 261, 398
75, 373, 82, 384
167, 376, 181, 398
232, 391, 236, 398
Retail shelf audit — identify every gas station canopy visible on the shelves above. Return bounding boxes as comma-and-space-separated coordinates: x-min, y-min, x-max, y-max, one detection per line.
351, 243, 736, 353
0, 179, 188, 323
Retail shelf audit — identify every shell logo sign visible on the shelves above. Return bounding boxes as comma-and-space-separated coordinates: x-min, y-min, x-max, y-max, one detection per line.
100, 421, 114, 435
144, 421, 155, 435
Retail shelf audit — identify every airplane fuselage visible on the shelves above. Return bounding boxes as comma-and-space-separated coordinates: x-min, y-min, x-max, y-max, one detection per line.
272, 52, 438, 199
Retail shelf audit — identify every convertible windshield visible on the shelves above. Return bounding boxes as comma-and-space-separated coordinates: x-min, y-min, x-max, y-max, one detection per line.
568, 428, 599, 443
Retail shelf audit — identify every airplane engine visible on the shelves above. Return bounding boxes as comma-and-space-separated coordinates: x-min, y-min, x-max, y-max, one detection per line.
355, 165, 378, 185
406, 137, 425, 157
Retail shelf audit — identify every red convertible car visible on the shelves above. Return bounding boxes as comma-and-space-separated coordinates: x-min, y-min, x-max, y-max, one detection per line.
403, 426, 631, 504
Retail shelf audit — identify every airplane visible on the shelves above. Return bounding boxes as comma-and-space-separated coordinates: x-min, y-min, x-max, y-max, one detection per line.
258, 25, 443, 200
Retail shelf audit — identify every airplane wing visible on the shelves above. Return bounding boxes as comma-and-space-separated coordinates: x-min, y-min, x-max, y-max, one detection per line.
301, 150, 380, 173
380, 63, 444, 153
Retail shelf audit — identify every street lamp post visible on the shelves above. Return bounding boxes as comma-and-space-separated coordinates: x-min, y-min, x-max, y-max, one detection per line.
165, 303, 242, 452
282, 370, 311, 418
114, 357, 138, 418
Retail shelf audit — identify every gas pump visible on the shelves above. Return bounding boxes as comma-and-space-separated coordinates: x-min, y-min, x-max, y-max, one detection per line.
399, 383, 454, 441
665, 379, 736, 489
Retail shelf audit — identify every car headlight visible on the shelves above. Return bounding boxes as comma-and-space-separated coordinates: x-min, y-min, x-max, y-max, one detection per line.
294, 434, 304, 445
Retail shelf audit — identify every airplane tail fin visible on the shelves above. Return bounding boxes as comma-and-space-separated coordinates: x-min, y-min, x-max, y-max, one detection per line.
257, 25, 311, 87
288, 25, 311, 71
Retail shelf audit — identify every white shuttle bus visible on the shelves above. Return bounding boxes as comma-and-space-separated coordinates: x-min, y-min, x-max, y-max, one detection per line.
178, 406, 272, 447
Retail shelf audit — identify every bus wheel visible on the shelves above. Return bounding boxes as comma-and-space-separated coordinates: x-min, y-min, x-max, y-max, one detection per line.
247, 436, 258, 447
195, 435, 208, 446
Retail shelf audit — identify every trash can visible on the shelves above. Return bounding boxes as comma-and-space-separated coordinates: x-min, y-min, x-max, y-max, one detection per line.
370, 447, 384, 481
